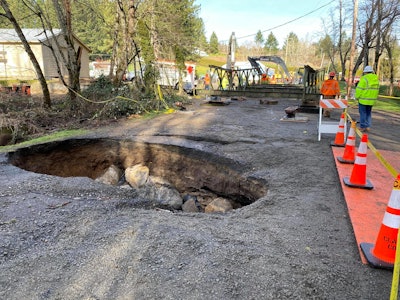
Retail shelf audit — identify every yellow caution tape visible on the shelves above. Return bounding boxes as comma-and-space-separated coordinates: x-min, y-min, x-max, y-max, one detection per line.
379, 95, 400, 100
345, 112, 399, 178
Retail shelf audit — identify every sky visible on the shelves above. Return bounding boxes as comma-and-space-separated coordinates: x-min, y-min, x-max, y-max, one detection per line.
195, 0, 337, 47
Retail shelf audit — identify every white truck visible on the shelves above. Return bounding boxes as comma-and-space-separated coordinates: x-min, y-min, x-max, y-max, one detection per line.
126, 60, 197, 94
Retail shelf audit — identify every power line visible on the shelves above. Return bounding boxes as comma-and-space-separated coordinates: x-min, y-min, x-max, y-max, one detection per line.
234, 0, 336, 41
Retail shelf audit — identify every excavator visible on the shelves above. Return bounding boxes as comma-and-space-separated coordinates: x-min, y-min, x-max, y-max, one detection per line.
210, 32, 311, 90
247, 55, 292, 83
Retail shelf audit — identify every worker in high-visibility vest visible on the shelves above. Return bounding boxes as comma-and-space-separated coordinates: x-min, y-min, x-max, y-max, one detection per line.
355, 65, 379, 132
204, 73, 210, 90
320, 71, 340, 117
261, 73, 268, 84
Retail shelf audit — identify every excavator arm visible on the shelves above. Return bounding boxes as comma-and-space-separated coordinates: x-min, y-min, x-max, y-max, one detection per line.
247, 56, 291, 80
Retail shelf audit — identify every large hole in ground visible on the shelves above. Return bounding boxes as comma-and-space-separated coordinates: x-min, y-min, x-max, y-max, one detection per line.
7, 138, 267, 213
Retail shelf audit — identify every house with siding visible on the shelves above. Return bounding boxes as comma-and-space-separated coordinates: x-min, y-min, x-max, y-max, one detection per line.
0, 28, 90, 80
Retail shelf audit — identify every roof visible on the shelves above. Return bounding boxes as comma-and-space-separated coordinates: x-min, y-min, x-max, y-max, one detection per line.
0, 28, 90, 51
0, 28, 62, 43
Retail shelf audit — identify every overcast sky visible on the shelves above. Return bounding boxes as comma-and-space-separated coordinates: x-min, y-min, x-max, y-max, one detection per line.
195, 0, 336, 47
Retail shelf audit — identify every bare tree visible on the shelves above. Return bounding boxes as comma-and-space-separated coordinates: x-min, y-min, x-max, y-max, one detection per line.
337, 0, 352, 81
352, 0, 400, 78
320, 0, 352, 80
16, 0, 85, 107
383, 35, 397, 95
50, 0, 82, 106
347, 0, 358, 99
109, 0, 141, 86
0, 0, 52, 108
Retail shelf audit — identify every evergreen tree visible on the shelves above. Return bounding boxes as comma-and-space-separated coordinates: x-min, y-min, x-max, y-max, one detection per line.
254, 30, 264, 48
209, 31, 218, 54
264, 32, 279, 54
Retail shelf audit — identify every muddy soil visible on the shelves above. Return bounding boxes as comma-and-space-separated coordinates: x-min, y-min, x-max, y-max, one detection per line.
0, 97, 399, 299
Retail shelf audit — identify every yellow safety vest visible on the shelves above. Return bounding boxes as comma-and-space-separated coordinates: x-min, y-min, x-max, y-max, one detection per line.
355, 73, 379, 106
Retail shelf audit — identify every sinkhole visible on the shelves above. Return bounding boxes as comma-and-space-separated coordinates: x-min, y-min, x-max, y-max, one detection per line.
7, 138, 267, 213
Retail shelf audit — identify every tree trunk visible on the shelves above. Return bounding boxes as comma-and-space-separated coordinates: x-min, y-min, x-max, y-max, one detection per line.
109, 1, 120, 81
373, 0, 382, 75
385, 39, 394, 96
51, 0, 81, 107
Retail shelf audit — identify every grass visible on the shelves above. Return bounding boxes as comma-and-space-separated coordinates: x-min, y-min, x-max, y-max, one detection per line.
375, 97, 400, 113
347, 96, 400, 114
0, 129, 89, 153
339, 80, 400, 113
196, 55, 225, 76
0, 105, 184, 153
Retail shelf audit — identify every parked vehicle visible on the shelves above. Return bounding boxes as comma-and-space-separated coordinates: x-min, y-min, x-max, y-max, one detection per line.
125, 60, 197, 94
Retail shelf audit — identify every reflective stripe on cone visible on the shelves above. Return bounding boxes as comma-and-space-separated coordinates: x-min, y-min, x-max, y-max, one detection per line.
360, 175, 400, 269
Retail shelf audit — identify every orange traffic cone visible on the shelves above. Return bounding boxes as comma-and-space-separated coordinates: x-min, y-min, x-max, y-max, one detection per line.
360, 174, 400, 269
343, 133, 373, 189
337, 121, 356, 164
330, 113, 346, 147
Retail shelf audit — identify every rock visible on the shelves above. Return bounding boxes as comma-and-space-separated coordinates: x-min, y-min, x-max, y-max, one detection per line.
182, 195, 201, 213
136, 178, 183, 210
148, 176, 172, 187
205, 197, 233, 213
95, 165, 122, 185
182, 198, 201, 213
125, 164, 149, 188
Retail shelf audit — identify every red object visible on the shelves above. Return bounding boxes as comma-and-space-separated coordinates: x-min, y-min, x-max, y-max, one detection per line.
343, 134, 373, 190
337, 121, 356, 163
360, 174, 400, 268
331, 113, 346, 147
187, 66, 193, 74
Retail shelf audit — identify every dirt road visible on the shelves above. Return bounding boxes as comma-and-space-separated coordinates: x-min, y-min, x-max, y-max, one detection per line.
0, 97, 398, 299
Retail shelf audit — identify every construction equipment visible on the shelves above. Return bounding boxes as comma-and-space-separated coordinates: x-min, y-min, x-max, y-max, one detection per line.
226, 32, 236, 71
247, 56, 292, 82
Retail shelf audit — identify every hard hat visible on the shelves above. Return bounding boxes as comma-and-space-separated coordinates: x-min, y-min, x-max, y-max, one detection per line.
363, 66, 374, 73
329, 71, 335, 77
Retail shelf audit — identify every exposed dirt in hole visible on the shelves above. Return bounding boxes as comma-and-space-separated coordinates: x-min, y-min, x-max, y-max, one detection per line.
1, 97, 400, 299
8, 138, 267, 207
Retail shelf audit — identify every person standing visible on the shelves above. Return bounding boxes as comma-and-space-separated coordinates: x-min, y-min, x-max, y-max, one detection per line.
320, 71, 341, 117
204, 73, 210, 90
355, 65, 380, 132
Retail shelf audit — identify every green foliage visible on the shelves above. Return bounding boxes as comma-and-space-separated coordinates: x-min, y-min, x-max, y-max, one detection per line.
142, 64, 158, 94
255, 30, 264, 48
81, 75, 144, 118
375, 97, 400, 113
73, 0, 114, 55
81, 74, 189, 120
264, 32, 279, 54
209, 32, 219, 54
82, 75, 114, 98
379, 85, 400, 97
318, 34, 334, 56
282, 32, 299, 50
0, 129, 88, 153
196, 55, 224, 75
